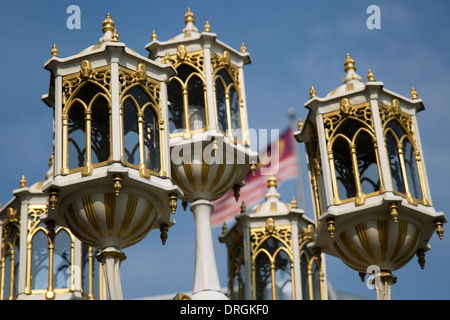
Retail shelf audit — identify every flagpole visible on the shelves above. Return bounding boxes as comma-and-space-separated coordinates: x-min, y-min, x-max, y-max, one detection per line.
287, 108, 307, 211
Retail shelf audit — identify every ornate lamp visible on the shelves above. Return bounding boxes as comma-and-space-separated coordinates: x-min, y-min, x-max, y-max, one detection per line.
219, 174, 327, 300
294, 54, 446, 299
41, 14, 182, 299
146, 8, 258, 299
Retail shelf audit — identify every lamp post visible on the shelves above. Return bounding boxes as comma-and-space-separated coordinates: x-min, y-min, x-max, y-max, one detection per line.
146, 8, 258, 299
294, 53, 446, 299
41, 14, 182, 300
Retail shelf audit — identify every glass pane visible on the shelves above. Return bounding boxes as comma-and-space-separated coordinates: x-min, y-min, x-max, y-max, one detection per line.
90, 96, 110, 164
254, 252, 272, 300
333, 136, 356, 199
123, 99, 139, 166
230, 87, 242, 140
143, 106, 160, 172
187, 76, 206, 131
315, 143, 328, 213
31, 228, 49, 290
12, 228, 20, 298
274, 250, 292, 300
300, 253, 310, 300
404, 139, 422, 200
54, 230, 72, 289
355, 131, 380, 194
177, 65, 197, 82
215, 79, 228, 133
168, 80, 185, 133
125, 86, 151, 106
386, 131, 406, 194
312, 260, 321, 300
68, 102, 86, 169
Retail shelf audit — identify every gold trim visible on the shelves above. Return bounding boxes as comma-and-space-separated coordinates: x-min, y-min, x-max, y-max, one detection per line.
118, 194, 138, 237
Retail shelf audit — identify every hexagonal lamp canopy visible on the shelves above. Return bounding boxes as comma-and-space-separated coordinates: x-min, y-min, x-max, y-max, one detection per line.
294, 54, 446, 299
41, 14, 182, 299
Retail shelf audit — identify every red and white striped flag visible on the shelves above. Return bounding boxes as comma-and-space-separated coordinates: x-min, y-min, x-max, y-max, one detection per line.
211, 127, 298, 227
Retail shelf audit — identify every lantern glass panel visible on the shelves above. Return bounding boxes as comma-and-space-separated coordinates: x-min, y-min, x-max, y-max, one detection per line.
230, 86, 242, 139
187, 75, 206, 131
404, 139, 422, 201
274, 249, 292, 300
31, 228, 49, 290
300, 253, 310, 300
90, 96, 110, 164
123, 99, 139, 166
168, 80, 185, 133
68, 102, 86, 169
254, 252, 272, 299
386, 131, 405, 194
143, 106, 160, 173
215, 78, 228, 133
53, 229, 72, 289
355, 130, 380, 194
333, 136, 357, 199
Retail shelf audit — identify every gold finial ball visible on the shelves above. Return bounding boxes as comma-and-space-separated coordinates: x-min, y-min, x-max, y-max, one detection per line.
411, 86, 418, 99
240, 42, 247, 53
367, 69, 375, 81
204, 21, 211, 32
51, 44, 59, 57
291, 196, 298, 209
268, 173, 277, 188
309, 85, 316, 98
102, 13, 115, 33
185, 7, 195, 25
20, 175, 26, 188
344, 53, 356, 72
151, 30, 157, 41
112, 28, 119, 42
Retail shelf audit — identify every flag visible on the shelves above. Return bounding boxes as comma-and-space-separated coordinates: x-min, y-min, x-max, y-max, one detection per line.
211, 126, 299, 227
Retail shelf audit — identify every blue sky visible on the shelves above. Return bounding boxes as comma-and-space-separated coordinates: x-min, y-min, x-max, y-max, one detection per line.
1, 0, 449, 300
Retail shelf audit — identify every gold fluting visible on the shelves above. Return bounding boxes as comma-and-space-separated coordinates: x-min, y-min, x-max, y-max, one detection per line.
297, 118, 303, 131
51, 44, 59, 57
135, 63, 147, 82
46, 220, 56, 243
240, 42, 247, 53
19, 175, 27, 188
185, 7, 195, 25
49, 188, 59, 210
151, 30, 157, 41
250, 162, 257, 176
344, 53, 356, 72
113, 174, 122, 197
169, 193, 178, 214
389, 202, 399, 223
411, 86, 418, 99
102, 13, 115, 33
111, 28, 119, 42
204, 21, 211, 32
310, 85, 316, 98
291, 196, 298, 209
417, 249, 425, 270
80, 60, 93, 79
326, 217, 335, 239
434, 219, 444, 240
367, 69, 375, 81
233, 184, 241, 202
160, 224, 169, 245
